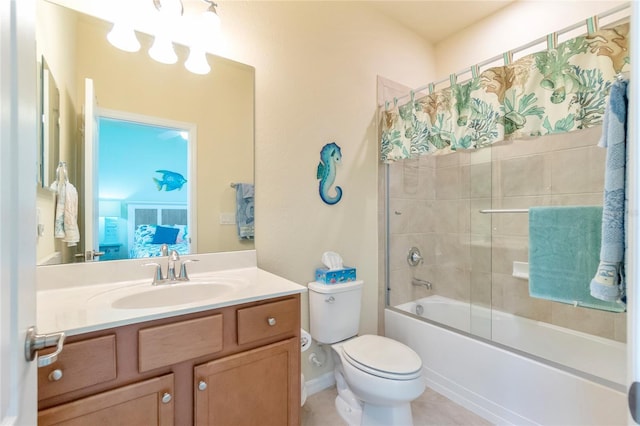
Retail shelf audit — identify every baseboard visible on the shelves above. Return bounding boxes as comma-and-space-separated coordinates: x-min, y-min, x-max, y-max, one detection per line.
305, 371, 335, 396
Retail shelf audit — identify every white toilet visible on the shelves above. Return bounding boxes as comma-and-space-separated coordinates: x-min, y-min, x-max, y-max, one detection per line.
308, 280, 425, 426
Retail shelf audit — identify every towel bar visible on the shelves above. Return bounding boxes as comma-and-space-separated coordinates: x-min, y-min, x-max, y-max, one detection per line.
479, 209, 529, 214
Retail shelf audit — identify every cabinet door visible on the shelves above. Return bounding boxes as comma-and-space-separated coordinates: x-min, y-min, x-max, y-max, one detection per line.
38, 374, 174, 426
194, 338, 299, 426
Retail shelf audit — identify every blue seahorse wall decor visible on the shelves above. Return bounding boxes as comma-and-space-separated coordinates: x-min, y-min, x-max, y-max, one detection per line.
317, 142, 343, 205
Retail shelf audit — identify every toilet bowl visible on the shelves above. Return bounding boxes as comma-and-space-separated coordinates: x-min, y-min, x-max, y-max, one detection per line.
331, 335, 425, 426
308, 280, 426, 425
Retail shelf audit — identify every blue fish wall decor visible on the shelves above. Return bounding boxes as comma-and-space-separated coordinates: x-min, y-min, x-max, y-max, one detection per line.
317, 142, 342, 205
153, 170, 187, 191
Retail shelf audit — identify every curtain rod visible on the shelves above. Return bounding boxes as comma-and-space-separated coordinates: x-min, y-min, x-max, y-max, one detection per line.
383, 2, 630, 106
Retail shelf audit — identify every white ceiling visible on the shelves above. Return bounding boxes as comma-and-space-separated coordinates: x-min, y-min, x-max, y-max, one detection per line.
367, 1, 516, 44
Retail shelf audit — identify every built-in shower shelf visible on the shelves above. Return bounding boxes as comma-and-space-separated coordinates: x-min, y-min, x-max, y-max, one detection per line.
512, 261, 529, 280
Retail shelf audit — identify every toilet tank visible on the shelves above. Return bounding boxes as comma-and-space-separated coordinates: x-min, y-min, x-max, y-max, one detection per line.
308, 280, 363, 344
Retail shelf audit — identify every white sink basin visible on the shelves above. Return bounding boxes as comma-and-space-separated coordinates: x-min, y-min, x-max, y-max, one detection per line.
111, 282, 236, 309
87, 276, 250, 311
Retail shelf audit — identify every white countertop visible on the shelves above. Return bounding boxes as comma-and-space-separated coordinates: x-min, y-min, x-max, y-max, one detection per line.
37, 266, 307, 336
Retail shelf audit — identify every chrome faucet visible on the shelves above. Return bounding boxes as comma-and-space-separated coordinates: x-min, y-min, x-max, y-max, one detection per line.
167, 250, 180, 281
144, 250, 198, 285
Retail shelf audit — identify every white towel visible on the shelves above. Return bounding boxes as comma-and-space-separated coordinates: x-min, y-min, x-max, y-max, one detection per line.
52, 180, 80, 246
62, 182, 80, 246
52, 181, 66, 239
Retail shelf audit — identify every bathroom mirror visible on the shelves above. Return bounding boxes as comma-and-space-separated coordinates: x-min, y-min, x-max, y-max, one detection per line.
35, 0, 255, 265
37, 57, 61, 189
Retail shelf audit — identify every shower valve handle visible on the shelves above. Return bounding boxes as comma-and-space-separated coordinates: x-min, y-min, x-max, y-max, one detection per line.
407, 247, 423, 266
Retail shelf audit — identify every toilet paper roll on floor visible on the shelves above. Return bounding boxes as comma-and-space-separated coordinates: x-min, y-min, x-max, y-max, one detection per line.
301, 329, 312, 352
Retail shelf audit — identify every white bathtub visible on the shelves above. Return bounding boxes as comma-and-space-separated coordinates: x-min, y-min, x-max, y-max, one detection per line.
396, 295, 625, 385
387, 296, 628, 425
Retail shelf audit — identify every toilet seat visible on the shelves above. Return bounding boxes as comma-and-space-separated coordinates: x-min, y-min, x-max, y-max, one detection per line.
342, 335, 422, 380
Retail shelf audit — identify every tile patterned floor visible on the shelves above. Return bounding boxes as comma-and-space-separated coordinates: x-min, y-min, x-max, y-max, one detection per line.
302, 386, 492, 426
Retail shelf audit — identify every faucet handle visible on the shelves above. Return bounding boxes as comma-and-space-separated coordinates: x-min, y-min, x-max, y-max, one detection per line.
169, 250, 180, 261
143, 262, 164, 284
160, 244, 169, 257
178, 259, 199, 280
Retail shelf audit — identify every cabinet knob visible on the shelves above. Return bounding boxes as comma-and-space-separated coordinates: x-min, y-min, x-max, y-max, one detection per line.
48, 369, 63, 382
198, 380, 207, 391
161, 392, 172, 404
267, 317, 276, 326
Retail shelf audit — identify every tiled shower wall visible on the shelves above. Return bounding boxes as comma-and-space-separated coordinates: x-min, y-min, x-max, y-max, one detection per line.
386, 126, 626, 342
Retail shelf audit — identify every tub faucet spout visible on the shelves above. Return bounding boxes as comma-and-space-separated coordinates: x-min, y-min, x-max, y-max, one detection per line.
411, 278, 433, 290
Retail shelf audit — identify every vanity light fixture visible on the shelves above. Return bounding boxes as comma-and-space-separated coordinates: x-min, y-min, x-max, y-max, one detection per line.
201, 1, 221, 32
184, 0, 219, 75
149, 0, 182, 64
107, 21, 141, 53
185, 47, 210, 74
149, 34, 178, 64
107, 0, 221, 74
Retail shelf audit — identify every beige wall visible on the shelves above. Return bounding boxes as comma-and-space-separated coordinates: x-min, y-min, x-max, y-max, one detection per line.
222, 0, 434, 321
434, 0, 627, 79
215, 1, 435, 379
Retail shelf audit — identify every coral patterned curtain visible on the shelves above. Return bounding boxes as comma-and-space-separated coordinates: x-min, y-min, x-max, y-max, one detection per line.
380, 22, 630, 162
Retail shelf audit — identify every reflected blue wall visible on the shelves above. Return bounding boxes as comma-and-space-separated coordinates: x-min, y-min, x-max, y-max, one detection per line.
97, 117, 188, 257
98, 118, 188, 203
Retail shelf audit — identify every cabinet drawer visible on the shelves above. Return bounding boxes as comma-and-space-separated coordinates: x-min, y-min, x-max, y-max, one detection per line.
38, 335, 117, 401
237, 298, 297, 345
139, 314, 223, 372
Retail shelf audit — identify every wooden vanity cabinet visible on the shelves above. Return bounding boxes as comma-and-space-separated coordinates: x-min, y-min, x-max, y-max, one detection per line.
37, 294, 301, 426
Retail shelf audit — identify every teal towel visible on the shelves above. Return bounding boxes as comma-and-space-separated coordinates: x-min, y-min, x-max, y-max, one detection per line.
528, 206, 625, 313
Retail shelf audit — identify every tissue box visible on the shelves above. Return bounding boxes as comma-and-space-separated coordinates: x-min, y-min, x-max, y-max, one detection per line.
315, 267, 356, 284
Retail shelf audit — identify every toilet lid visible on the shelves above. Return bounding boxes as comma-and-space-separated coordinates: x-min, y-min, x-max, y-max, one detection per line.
342, 335, 422, 380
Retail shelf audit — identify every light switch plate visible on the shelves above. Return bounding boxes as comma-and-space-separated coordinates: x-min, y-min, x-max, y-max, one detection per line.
219, 213, 236, 225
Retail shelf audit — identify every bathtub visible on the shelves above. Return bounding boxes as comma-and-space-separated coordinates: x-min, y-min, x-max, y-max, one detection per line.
386, 295, 628, 425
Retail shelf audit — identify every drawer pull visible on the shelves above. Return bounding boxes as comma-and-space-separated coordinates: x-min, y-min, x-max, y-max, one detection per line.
267, 317, 277, 326
325, 296, 335, 303
161, 392, 172, 404
48, 369, 63, 382
198, 380, 207, 391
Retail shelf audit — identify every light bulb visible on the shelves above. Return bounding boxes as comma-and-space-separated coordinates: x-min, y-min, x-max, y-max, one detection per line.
107, 22, 140, 52
202, 8, 221, 32
149, 35, 177, 64
185, 47, 211, 75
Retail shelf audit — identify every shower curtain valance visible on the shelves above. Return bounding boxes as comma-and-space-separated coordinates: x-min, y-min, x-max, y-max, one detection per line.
380, 22, 630, 163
